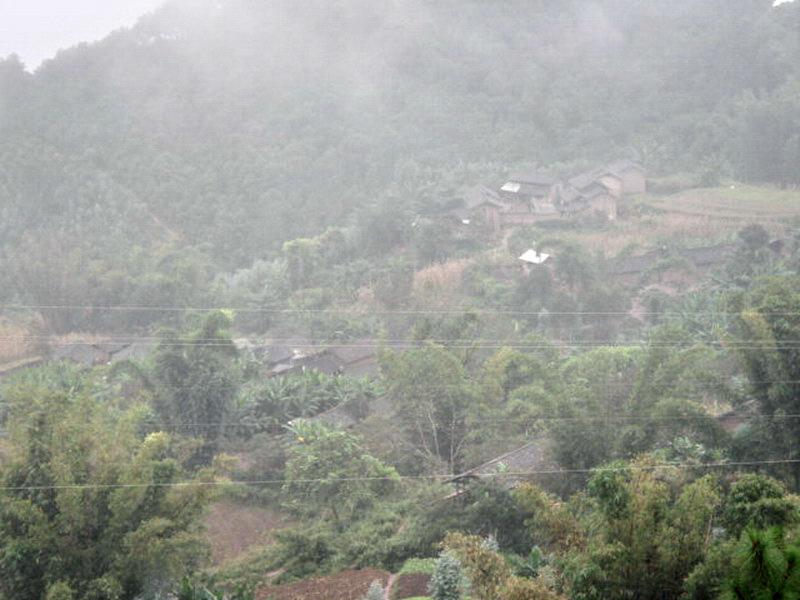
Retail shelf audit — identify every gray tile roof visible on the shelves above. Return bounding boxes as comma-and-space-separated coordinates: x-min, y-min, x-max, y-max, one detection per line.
462, 185, 507, 210
450, 439, 556, 490
508, 171, 557, 186
608, 159, 644, 175
610, 243, 736, 275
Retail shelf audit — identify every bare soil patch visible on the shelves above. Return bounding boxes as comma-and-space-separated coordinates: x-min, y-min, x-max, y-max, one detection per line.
392, 573, 431, 599
204, 501, 289, 565
257, 568, 391, 600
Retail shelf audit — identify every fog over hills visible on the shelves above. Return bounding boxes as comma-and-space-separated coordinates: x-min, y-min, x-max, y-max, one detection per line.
0, 0, 798, 307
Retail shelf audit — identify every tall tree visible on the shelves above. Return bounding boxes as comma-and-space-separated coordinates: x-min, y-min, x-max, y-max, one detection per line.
152, 312, 239, 461
382, 345, 478, 473
0, 383, 214, 600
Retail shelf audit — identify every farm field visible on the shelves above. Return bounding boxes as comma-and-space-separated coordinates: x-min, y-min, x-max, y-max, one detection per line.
643, 184, 800, 221
256, 568, 391, 600
550, 184, 800, 258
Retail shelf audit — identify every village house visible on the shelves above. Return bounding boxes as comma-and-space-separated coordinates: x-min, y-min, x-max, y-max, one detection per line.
258, 338, 384, 378
457, 185, 508, 232
448, 439, 558, 496
606, 159, 647, 194
50, 340, 151, 367
457, 160, 646, 231
499, 171, 560, 221
556, 161, 646, 220
609, 243, 736, 286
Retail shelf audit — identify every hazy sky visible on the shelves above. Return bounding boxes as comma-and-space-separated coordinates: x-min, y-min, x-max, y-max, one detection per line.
0, 0, 163, 69
0, 0, 796, 70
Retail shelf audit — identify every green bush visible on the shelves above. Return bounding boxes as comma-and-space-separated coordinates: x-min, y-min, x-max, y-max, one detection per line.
429, 552, 465, 600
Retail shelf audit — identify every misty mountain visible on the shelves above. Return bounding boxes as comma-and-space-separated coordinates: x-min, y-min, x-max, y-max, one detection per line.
0, 0, 798, 269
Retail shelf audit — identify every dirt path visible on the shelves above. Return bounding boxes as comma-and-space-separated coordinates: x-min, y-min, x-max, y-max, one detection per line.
383, 573, 396, 600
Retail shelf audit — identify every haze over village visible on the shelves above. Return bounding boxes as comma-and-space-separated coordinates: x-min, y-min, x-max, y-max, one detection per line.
1, 1, 800, 599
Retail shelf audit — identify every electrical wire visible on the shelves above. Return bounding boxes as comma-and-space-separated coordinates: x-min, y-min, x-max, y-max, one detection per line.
1, 458, 798, 492
1, 302, 798, 317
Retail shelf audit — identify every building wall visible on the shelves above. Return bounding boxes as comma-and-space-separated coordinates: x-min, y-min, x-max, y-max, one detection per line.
500, 212, 542, 225
618, 169, 646, 194
588, 194, 618, 220
482, 205, 501, 233
531, 198, 558, 214
599, 175, 623, 198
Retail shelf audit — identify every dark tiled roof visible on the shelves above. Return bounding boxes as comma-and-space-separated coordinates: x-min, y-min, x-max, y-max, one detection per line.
330, 343, 377, 365
451, 439, 555, 490
462, 185, 506, 210
568, 168, 607, 191
508, 171, 557, 186
263, 346, 298, 365
345, 359, 380, 377
608, 159, 644, 175
302, 352, 344, 375
580, 182, 610, 199
96, 342, 130, 354
269, 362, 297, 376
610, 243, 736, 275
110, 342, 152, 363
559, 186, 581, 203
305, 403, 359, 428
51, 344, 108, 367
519, 182, 555, 197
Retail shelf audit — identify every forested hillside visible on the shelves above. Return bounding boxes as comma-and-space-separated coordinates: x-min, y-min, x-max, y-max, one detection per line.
1, 0, 799, 296
3, 1, 800, 599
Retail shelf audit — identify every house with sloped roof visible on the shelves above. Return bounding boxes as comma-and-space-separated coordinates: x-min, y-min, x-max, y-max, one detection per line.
499, 171, 560, 218
555, 160, 646, 220
606, 159, 647, 194
448, 439, 558, 494
456, 160, 645, 231
609, 243, 736, 285
457, 185, 509, 232
50, 340, 150, 367
329, 343, 381, 377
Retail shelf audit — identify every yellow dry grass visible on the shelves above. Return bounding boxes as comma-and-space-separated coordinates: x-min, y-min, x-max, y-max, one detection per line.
412, 259, 470, 305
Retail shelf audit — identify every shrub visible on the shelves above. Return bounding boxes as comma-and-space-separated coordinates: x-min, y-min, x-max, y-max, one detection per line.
364, 580, 384, 600
429, 552, 464, 600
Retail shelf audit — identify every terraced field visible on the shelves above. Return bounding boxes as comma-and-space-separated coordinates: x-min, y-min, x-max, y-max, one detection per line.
547, 184, 800, 258
644, 185, 800, 222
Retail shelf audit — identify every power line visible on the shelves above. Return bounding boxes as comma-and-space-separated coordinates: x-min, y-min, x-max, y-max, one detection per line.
1, 458, 798, 492
8, 333, 800, 345
20, 341, 800, 351
0, 302, 796, 317
7, 331, 800, 349
134, 413, 800, 428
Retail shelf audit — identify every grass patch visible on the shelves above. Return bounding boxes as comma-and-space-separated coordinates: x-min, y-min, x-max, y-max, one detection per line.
398, 558, 436, 576
702, 183, 800, 207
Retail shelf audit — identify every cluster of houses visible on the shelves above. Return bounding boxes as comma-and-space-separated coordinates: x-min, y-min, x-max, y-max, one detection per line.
459, 159, 646, 232
248, 339, 383, 378
50, 340, 151, 367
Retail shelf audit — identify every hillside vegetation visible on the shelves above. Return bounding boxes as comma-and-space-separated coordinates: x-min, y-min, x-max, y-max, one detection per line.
2, 1, 800, 599
1, 0, 800, 330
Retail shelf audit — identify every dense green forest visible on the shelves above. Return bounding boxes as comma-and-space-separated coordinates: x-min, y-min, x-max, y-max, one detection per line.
3, 0, 800, 599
